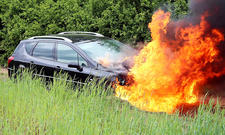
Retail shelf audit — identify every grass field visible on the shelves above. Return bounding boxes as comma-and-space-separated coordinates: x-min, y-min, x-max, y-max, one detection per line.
0, 69, 224, 134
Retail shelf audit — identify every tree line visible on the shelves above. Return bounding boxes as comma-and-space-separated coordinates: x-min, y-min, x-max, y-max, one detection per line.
0, 0, 188, 65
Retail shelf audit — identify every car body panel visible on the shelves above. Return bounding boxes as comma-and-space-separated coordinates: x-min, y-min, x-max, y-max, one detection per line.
8, 33, 131, 85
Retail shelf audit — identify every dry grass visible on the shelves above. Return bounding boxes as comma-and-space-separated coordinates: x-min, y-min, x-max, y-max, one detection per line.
0, 67, 7, 80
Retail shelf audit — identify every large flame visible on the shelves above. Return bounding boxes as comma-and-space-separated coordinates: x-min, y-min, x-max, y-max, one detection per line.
115, 10, 224, 114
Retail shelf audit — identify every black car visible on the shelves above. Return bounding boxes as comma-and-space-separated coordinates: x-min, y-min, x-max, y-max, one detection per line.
8, 31, 135, 85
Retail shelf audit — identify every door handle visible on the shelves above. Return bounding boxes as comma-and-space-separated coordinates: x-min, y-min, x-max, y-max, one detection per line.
56, 66, 61, 69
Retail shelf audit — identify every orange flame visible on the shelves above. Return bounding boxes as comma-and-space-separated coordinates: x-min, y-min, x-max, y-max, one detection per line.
98, 53, 130, 68
97, 53, 111, 67
115, 10, 224, 114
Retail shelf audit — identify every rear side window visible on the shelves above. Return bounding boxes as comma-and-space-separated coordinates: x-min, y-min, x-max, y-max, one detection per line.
33, 42, 55, 60
25, 42, 37, 55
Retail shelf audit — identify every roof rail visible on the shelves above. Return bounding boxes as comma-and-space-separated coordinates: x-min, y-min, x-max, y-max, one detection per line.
29, 36, 72, 42
58, 31, 104, 37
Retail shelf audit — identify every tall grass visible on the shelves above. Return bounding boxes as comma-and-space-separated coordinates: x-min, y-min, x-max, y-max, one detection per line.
0, 72, 224, 135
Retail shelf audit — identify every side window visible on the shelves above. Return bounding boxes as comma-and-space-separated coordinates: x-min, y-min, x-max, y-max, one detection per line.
33, 42, 55, 60
57, 43, 88, 66
78, 55, 88, 67
57, 44, 78, 63
25, 42, 37, 55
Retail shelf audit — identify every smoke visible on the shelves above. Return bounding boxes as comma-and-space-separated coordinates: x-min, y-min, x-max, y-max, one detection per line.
190, 0, 225, 31
115, 0, 225, 113
190, 0, 225, 55
107, 0, 225, 74
98, 44, 137, 70
164, 0, 225, 97
189, 0, 225, 97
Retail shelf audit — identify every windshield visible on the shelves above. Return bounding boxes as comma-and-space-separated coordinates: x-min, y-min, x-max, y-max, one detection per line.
76, 39, 135, 68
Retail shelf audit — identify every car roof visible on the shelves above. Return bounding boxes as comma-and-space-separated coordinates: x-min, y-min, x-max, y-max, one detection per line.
26, 31, 110, 43
51, 34, 109, 43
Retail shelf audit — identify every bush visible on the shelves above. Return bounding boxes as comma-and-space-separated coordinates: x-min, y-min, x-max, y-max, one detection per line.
0, 0, 188, 66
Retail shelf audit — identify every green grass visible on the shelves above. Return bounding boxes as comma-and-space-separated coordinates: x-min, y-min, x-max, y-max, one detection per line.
0, 73, 224, 135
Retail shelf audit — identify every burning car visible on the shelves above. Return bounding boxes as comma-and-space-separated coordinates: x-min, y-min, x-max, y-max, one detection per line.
8, 31, 136, 85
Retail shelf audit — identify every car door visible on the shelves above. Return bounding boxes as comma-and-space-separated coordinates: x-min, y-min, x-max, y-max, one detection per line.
54, 43, 92, 84
30, 41, 56, 80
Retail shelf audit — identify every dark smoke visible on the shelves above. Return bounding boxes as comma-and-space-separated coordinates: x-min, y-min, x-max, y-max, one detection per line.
190, 0, 225, 32
164, 0, 225, 98
190, 0, 225, 98
165, 0, 225, 44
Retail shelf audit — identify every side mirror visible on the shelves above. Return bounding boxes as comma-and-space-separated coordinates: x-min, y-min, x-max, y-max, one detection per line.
68, 63, 83, 72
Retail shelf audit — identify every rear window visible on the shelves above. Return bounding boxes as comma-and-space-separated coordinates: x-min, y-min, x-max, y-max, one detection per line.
13, 43, 23, 54
33, 42, 55, 60
24, 42, 37, 55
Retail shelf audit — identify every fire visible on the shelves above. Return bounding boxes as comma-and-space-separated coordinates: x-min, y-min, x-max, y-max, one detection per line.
97, 53, 111, 67
98, 53, 130, 68
115, 10, 224, 114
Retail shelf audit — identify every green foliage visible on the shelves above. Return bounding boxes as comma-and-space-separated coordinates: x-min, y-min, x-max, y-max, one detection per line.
0, 71, 224, 134
0, 0, 189, 66
167, 0, 189, 19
